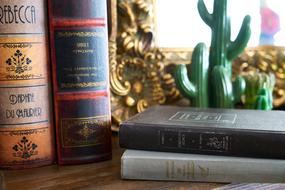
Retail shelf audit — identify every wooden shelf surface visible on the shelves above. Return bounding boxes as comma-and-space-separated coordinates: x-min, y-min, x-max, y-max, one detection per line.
1, 135, 225, 190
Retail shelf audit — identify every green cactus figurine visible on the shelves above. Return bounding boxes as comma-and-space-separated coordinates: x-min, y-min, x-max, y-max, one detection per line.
175, 0, 251, 108
243, 72, 275, 110
175, 43, 209, 107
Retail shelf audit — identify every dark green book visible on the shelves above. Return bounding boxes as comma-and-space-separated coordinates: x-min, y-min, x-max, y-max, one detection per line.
119, 105, 285, 158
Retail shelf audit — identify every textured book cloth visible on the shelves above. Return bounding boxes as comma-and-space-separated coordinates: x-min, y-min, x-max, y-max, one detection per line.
120, 105, 285, 158
0, 172, 5, 190
48, 0, 112, 164
121, 149, 285, 183
214, 183, 285, 190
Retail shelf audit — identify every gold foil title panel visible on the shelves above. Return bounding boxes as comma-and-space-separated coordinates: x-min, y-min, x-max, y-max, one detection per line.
61, 115, 110, 148
0, 36, 48, 82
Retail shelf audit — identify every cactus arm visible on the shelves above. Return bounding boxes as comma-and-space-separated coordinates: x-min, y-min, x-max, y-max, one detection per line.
255, 89, 272, 110
255, 96, 268, 110
227, 15, 251, 61
232, 75, 246, 103
254, 74, 275, 110
174, 43, 209, 107
198, 0, 213, 27
243, 72, 275, 109
211, 65, 233, 108
190, 43, 209, 107
267, 73, 275, 107
175, 64, 196, 100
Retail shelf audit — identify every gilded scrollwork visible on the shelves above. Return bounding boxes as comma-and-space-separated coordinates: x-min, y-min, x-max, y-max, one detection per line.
111, 0, 179, 130
159, 48, 193, 65
109, 39, 131, 96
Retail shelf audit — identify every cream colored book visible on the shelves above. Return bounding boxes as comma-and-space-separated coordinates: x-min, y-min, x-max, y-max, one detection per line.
121, 150, 285, 183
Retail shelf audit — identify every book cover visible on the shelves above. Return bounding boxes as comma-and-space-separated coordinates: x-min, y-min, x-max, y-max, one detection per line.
0, 172, 5, 190
214, 183, 285, 190
121, 149, 285, 183
119, 105, 285, 158
48, 0, 112, 164
0, 0, 54, 169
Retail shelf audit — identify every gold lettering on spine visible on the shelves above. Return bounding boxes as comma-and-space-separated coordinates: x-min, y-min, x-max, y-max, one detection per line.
164, 161, 210, 180
166, 161, 170, 178
0, 0, 52, 168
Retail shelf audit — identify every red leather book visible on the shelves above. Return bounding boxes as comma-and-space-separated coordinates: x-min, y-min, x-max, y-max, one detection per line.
0, 0, 54, 169
48, 0, 112, 164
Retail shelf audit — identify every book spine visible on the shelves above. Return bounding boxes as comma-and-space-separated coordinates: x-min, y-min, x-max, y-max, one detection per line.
121, 150, 285, 183
0, 0, 54, 169
48, 0, 112, 164
0, 172, 4, 190
119, 123, 285, 158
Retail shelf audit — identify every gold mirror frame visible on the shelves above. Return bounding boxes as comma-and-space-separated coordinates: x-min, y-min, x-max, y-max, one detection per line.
109, 0, 285, 129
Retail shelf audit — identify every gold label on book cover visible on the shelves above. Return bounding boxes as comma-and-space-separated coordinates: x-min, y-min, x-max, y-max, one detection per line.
0, 36, 48, 82
54, 28, 108, 92
0, 125, 52, 166
169, 111, 237, 124
61, 115, 110, 148
165, 161, 209, 180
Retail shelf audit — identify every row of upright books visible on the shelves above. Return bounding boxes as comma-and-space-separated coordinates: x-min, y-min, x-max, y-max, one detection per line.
0, 0, 112, 169
119, 105, 285, 183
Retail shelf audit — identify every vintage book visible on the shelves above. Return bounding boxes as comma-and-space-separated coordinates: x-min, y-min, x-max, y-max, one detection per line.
214, 183, 285, 190
121, 149, 285, 183
0, 172, 5, 190
48, 0, 112, 164
0, 0, 54, 169
119, 105, 285, 159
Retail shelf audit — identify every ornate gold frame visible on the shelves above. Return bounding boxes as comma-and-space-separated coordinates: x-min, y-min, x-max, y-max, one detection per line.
109, 0, 285, 129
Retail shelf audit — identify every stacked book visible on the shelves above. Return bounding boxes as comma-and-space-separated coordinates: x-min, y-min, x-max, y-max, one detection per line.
119, 105, 285, 183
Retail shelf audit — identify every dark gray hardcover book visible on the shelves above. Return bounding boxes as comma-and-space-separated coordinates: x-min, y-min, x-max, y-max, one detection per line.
119, 105, 285, 158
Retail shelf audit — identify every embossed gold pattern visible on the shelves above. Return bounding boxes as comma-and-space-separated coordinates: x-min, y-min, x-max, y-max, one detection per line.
77, 125, 97, 140
61, 115, 109, 148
